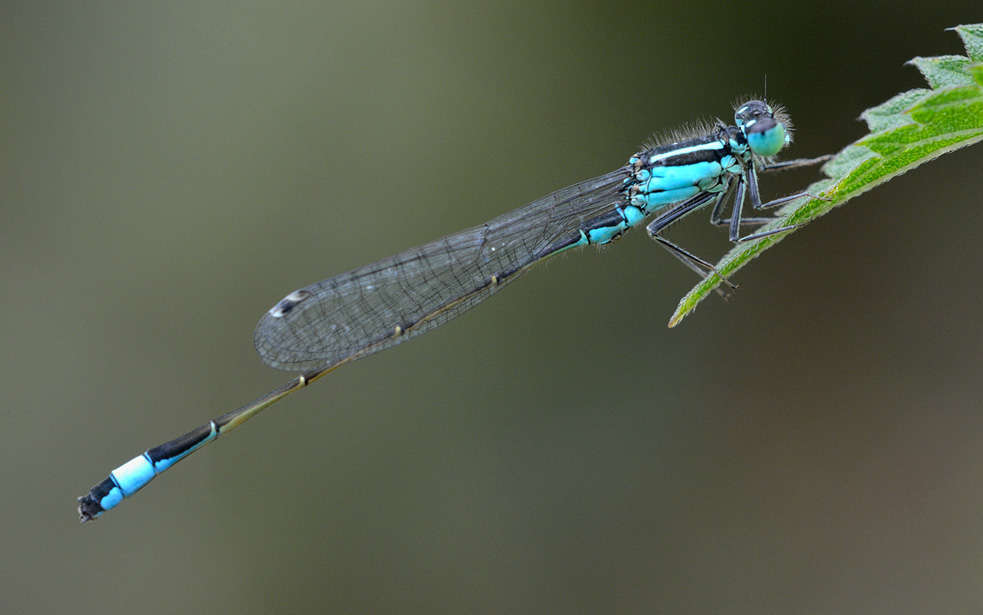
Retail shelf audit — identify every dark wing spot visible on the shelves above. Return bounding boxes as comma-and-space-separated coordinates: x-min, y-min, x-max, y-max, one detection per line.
268, 289, 313, 318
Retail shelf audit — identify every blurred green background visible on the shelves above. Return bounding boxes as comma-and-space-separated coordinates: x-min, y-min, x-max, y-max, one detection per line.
3, 2, 983, 614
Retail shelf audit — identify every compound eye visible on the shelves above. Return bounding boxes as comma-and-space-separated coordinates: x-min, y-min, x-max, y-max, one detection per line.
746, 119, 786, 157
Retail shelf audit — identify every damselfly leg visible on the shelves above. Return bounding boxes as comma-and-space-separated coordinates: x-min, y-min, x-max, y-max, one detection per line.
646, 153, 829, 285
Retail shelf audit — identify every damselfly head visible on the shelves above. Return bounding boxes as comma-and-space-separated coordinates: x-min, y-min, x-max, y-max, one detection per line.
733, 100, 793, 157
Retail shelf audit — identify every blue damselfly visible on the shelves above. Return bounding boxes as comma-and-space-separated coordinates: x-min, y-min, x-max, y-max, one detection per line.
78, 100, 827, 521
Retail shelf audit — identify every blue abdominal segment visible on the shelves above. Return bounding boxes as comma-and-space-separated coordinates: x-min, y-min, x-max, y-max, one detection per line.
79, 422, 218, 518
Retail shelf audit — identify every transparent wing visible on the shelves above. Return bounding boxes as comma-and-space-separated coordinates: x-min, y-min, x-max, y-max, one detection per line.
254, 166, 631, 372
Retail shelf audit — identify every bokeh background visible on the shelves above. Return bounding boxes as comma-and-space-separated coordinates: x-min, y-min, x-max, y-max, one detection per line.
3, 2, 982, 614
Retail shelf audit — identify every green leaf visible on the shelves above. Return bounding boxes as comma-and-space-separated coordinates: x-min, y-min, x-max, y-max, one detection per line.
668, 23, 983, 328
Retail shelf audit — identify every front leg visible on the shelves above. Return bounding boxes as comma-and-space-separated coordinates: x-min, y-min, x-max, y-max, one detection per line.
759, 154, 832, 173
746, 161, 830, 212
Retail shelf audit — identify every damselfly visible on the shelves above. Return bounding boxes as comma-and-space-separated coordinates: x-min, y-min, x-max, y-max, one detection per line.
78, 100, 828, 521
